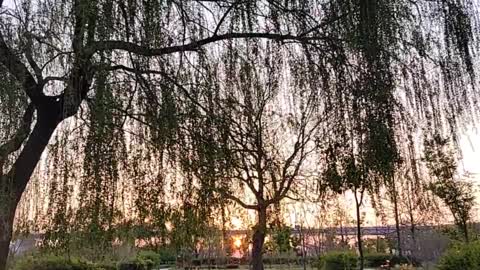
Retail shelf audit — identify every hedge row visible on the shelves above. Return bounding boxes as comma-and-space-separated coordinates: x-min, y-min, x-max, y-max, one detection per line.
12, 255, 116, 270
12, 250, 177, 270
314, 251, 419, 270
436, 241, 480, 270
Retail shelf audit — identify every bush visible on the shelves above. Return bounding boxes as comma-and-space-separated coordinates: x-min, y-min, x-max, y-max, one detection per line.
364, 253, 404, 267
136, 250, 160, 266
118, 249, 172, 270
156, 249, 176, 264
437, 241, 480, 270
315, 251, 357, 270
363, 253, 390, 267
266, 255, 315, 265
12, 255, 111, 270
118, 260, 155, 270
118, 258, 153, 270
363, 253, 420, 268
117, 261, 147, 270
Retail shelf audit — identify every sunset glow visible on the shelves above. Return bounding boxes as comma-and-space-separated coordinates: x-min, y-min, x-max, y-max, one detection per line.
231, 217, 243, 229
233, 237, 242, 249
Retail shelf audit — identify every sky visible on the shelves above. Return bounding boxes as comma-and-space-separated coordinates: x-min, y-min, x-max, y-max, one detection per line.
459, 127, 480, 176
459, 127, 480, 220
5, 0, 480, 229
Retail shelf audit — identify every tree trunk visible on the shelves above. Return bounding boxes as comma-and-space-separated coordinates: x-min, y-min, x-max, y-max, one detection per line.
0, 107, 60, 270
462, 221, 469, 243
391, 182, 402, 257
410, 222, 416, 252
340, 222, 345, 247
408, 202, 416, 252
221, 203, 227, 252
354, 191, 364, 270
299, 225, 307, 270
251, 207, 267, 270
393, 200, 402, 256
0, 208, 14, 270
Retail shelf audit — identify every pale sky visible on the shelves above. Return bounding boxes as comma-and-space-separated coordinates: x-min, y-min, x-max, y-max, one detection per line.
459, 127, 480, 176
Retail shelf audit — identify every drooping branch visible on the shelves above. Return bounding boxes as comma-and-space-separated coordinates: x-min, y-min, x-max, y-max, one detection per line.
104, 64, 209, 113
213, 0, 240, 36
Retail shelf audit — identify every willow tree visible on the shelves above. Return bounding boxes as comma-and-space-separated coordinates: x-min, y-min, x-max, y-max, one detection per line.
177, 38, 322, 270
314, 0, 478, 268
0, 0, 337, 268
0, 0, 478, 269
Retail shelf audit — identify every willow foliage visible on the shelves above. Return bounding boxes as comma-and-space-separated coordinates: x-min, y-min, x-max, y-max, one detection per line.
0, 0, 477, 259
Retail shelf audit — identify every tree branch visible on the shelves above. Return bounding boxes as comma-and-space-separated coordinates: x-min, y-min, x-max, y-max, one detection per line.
298, 11, 351, 37
223, 192, 258, 210
212, 0, 240, 36
0, 35, 41, 103
0, 103, 34, 162
24, 33, 43, 81
105, 64, 209, 113
91, 32, 327, 56
42, 76, 69, 84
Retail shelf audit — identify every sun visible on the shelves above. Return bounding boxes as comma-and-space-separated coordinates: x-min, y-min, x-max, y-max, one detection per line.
233, 237, 242, 249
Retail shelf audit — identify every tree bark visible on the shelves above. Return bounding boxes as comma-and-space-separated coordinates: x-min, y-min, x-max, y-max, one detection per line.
410, 222, 416, 252
461, 221, 469, 243
0, 207, 14, 270
354, 191, 364, 270
251, 207, 267, 270
340, 222, 345, 247
407, 198, 417, 252
0, 103, 60, 270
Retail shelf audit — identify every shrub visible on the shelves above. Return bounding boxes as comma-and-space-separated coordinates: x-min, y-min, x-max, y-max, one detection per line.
363, 253, 419, 268
117, 261, 147, 270
437, 241, 480, 270
262, 255, 300, 265
118, 259, 154, 270
12, 255, 108, 270
363, 253, 390, 267
118, 249, 168, 270
315, 251, 357, 270
93, 262, 116, 270
156, 249, 176, 264
398, 265, 416, 270
118, 258, 153, 270
136, 250, 160, 266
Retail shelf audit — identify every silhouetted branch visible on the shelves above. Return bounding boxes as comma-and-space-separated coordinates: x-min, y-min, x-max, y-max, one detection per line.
91, 32, 329, 56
